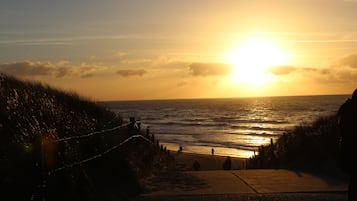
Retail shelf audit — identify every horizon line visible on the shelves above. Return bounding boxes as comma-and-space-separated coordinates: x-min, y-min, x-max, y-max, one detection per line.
98, 93, 349, 102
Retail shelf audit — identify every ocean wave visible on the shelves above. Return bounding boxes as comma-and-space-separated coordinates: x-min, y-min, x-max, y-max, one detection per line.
103, 95, 347, 157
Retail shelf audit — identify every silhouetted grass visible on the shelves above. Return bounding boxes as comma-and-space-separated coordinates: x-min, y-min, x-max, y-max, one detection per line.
0, 73, 174, 201
246, 113, 343, 176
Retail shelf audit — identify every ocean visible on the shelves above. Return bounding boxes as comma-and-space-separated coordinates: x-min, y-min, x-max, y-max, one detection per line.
100, 95, 348, 158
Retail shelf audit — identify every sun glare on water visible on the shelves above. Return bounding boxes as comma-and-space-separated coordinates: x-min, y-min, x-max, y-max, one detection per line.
227, 37, 290, 87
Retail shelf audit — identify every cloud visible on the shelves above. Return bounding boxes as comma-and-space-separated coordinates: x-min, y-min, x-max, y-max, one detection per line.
55, 65, 98, 78
317, 54, 357, 83
0, 34, 154, 46
0, 61, 55, 76
268, 66, 297, 75
176, 81, 188, 87
116, 69, 147, 77
282, 60, 357, 85
328, 64, 357, 82
0, 61, 105, 78
268, 65, 321, 76
188, 63, 233, 76
338, 54, 357, 68
114, 51, 127, 58
120, 58, 151, 65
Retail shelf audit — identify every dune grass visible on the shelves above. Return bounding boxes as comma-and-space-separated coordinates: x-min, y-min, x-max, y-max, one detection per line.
246, 113, 344, 176
0, 73, 174, 201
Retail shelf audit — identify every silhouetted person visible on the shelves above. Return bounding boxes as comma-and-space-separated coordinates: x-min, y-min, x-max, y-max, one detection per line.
178, 146, 183, 152
146, 126, 150, 137
193, 160, 200, 171
338, 88, 357, 201
223, 156, 232, 170
211, 148, 214, 155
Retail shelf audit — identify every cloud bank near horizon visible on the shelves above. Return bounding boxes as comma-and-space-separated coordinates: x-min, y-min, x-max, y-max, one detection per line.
1, 53, 357, 91
0, 61, 105, 78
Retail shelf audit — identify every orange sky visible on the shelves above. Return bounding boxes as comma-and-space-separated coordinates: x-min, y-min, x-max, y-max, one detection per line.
1, 0, 357, 100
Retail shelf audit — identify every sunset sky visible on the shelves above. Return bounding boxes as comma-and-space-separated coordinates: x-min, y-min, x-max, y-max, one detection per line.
1, 0, 357, 101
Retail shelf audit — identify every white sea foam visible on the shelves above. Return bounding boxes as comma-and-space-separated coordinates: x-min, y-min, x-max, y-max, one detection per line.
100, 95, 348, 158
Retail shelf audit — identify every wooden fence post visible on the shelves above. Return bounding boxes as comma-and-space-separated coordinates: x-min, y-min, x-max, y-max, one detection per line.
38, 134, 47, 201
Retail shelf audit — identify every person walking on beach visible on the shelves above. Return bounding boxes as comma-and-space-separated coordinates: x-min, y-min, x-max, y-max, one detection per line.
146, 126, 150, 137
193, 160, 200, 171
223, 156, 232, 170
338, 88, 357, 201
178, 145, 183, 152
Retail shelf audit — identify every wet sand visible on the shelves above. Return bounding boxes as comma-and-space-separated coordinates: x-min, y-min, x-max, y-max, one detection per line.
171, 151, 247, 171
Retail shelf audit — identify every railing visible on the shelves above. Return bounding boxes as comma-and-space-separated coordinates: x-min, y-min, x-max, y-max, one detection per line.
47, 122, 129, 175
34, 119, 160, 201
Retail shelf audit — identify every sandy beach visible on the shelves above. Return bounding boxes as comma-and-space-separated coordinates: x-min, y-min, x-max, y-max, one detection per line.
139, 151, 348, 201
141, 151, 248, 195
171, 151, 247, 171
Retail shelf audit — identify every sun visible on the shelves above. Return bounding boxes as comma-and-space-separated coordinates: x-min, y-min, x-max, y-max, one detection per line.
227, 37, 290, 86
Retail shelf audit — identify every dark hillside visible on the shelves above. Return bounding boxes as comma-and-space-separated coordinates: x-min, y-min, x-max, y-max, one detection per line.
246, 114, 345, 178
0, 73, 174, 201
0, 73, 122, 146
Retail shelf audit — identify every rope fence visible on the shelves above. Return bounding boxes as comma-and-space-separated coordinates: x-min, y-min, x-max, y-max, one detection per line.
48, 134, 153, 175
55, 122, 131, 142
35, 118, 165, 201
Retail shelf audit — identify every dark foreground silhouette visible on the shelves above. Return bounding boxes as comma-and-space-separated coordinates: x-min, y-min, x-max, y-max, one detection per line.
0, 73, 174, 201
338, 88, 357, 201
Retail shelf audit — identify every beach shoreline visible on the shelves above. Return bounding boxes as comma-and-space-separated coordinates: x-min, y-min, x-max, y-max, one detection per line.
159, 142, 255, 159
170, 150, 247, 171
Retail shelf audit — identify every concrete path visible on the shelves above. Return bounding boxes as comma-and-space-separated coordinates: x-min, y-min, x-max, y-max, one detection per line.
136, 169, 349, 200
232, 169, 347, 194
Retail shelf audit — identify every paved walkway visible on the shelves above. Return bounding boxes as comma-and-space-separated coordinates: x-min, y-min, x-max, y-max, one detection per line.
136, 169, 349, 201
